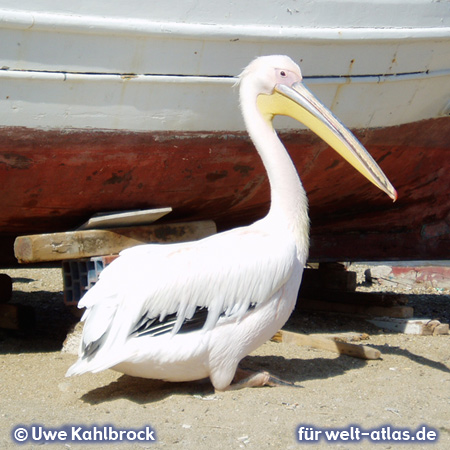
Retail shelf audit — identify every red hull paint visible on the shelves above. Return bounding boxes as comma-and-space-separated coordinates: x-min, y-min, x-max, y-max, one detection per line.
1, 118, 449, 264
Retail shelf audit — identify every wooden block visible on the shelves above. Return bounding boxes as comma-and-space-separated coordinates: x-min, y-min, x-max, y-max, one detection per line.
422, 320, 449, 335
300, 267, 357, 292
297, 298, 414, 318
367, 318, 449, 335
272, 330, 381, 360
0, 303, 35, 331
0, 274, 13, 303
14, 220, 217, 263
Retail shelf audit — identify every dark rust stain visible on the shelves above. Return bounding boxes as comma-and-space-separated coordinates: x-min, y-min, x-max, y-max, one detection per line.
0, 153, 33, 170
183, 168, 193, 179
233, 164, 254, 176
206, 170, 228, 182
103, 170, 134, 193
325, 160, 340, 171
376, 151, 392, 164
104, 171, 125, 185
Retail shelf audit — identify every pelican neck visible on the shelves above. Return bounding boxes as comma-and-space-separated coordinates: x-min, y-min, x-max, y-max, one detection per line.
240, 89, 309, 255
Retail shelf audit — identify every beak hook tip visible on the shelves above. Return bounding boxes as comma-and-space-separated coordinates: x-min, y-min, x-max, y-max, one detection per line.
391, 188, 398, 202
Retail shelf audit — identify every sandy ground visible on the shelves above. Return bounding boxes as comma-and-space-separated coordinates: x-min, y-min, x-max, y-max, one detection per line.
1, 265, 449, 450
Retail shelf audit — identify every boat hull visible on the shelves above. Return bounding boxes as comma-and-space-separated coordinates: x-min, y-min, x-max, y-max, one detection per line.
1, 1, 449, 264
1, 117, 449, 264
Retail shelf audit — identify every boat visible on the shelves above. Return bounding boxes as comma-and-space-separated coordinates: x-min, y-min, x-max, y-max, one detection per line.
1, 1, 449, 265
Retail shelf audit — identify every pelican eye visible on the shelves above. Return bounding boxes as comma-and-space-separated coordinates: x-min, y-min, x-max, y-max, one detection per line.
280, 70, 287, 77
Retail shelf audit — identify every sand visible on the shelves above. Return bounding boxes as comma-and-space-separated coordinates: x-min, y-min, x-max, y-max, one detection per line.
0, 265, 449, 449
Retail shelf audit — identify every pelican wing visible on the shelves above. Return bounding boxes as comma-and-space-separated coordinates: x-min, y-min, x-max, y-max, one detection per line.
75, 224, 298, 369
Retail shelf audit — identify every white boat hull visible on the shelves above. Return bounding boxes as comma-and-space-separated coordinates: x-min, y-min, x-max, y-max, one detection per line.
1, 0, 449, 131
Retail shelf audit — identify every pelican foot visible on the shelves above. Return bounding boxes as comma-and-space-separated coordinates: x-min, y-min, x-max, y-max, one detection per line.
222, 367, 300, 391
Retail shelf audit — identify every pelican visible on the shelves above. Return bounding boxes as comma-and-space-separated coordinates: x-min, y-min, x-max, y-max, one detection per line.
67, 55, 396, 390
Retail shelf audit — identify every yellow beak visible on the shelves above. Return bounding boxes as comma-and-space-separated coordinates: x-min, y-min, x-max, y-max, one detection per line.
257, 82, 397, 201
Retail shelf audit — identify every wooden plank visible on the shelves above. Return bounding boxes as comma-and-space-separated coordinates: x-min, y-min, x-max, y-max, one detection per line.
77, 207, 172, 230
272, 330, 381, 360
0, 303, 35, 331
14, 220, 217, 263
297, 298, 414, 318
298, 288, 409, 306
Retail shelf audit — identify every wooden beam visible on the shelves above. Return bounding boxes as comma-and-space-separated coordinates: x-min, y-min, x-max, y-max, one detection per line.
272, 330, 381, 360
298, 288, 409, 307
296, 298, 414, 318
14, 220, 217, 263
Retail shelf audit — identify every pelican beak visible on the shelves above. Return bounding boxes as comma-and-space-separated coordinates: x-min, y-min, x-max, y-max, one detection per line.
257, 82, 397, 201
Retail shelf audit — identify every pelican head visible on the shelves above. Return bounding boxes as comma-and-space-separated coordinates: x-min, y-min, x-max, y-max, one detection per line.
240, 55, 397, 201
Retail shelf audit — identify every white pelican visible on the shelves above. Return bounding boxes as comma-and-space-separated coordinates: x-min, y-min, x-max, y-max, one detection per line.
67, 55, 396, 390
